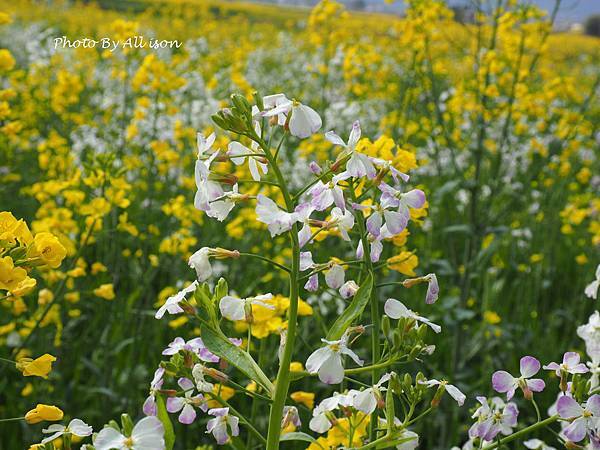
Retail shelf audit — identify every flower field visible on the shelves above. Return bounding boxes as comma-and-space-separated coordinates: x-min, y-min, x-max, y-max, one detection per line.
0, 0, 599, 448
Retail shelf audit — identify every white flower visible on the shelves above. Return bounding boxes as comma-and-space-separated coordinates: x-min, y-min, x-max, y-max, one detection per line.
585, 264, 600, 299
577, 311, 600, 362
524, 439, 557, 450
309, 392, 357, 433
384, 298, 441, 333
325, 264, 345, 290
188, 247, 213, 282
41, 419, 92, 444
330, 207, 354, 241
295, 203, 315, 247
219, 293, 274, 322
228, 136, 268, 182
94, 416, 165, 450
262, 94, 322, 139
197, 132, 216, 158
192, 363, 215, 393
326, 121, 376, 179
353, 373, 391, 414
194, 134, 223, 212
205, 184, 242, 222
420, 379, 466, 406
306, 332, 363, 384
255, 194, 297, 237
155, 281, 198, 319
206, 407, 239, 445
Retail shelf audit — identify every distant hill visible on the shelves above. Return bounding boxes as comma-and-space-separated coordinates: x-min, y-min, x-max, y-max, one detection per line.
264, 0, 599, 25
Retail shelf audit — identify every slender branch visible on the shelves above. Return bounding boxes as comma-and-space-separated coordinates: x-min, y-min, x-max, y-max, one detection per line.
238, 252, 290, 273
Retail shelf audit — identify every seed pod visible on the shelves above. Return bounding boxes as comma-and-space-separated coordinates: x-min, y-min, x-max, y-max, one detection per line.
392, 329, 402, 350
253, 91, 264, 111
121, 414, 134, 436
382, 315, 391, 338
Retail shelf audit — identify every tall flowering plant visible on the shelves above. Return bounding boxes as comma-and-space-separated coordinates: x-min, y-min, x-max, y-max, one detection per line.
146, 92, 453, 449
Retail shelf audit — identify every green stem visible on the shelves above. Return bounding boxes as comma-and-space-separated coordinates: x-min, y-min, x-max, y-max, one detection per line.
238, 252, 290, 273
0, 416, 25, 423
349, 182, 380, 442
481, 415, 560, 450
252, 132, 301, 450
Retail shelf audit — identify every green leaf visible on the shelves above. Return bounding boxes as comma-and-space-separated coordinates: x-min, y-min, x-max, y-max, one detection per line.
280, 432, 316, 443
201, 326, 274, 395
326, 273, 373, 340
156, 394, 175, 450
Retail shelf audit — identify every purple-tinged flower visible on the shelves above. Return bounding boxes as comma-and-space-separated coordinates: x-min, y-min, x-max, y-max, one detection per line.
309, 161, 322, 175
155, 281, 199, 319
143, 367, 165, 416
420, 379, 466, 406
370, 157, 410, 184
492, 356, 545, 400
308, 174, 349, 213
469, 396, 519, 442
352, 200, 407, 238
256, 194, 298, 237
306, 331, 363, 384
166, 378, 208, 425
379, 183, 426, 227
544, 352, 588, 376
557, 395, 600, 443
162, 337, 219, 363
281, 406, 301, 429
326, 121, 376, 179
339, 280, 359, 299
425, 273, 439, 304
384, 299, 441, 333
206, 407, 240, 445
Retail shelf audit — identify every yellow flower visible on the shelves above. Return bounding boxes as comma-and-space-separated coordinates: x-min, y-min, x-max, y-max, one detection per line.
387, 251, 418, 276
0, 256, 28, 292
10, 277, 37, 296
207, 385, 235, 408
0, 49, 15, 72
575, 254, 588, 265
17, 354, 57, 379
289, 361, 304, 372
93, 283, 116, 300
25, 404, 64, 424
291, 391, 315, 409
32, 232, 67, 268
483, 311, 501, 325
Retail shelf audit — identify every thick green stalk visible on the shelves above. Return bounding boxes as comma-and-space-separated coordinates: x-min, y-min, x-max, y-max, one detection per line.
349, 184, 380, 441
253, 134, 301, 450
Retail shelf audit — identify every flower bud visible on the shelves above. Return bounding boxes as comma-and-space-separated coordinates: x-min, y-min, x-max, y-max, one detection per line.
382, 315, 391, 337
205, 367, 228, 383
121, 413, 134, 436
430, 384, 446, 408
231, 93, 252, 118
252, 91, 264, 111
